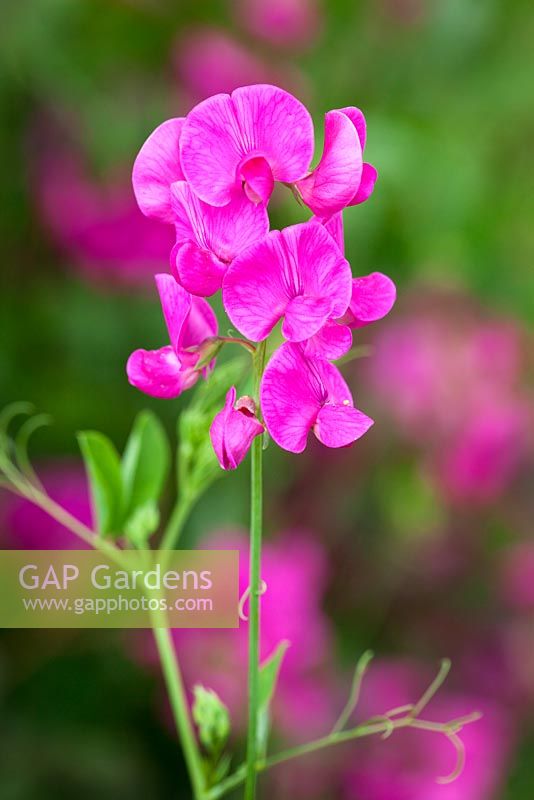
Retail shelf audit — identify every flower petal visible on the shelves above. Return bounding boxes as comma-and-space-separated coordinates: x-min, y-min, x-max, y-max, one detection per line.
314, 404, 374, 448
340, 272, 397, 328
350, 162, 378, 206
239, 155, 275, 204
210, 387, 264, 470
126, 346, 196, 399
338, 106, 367, 150
304, 320, 353, 360
282, 295, 334, 341
155, 273, 192, 353
132, 118, 185, 223
181, 294, 219, 352
180, 84, 314, 206
321, 211, 345, 254
223, 231, 290, 341
170, 180, 269, 263
171, 240, 227, 297
296, 109, 363, 218
261, 343, 323, 453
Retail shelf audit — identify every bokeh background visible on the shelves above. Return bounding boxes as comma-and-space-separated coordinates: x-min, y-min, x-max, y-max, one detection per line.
1, 0, 533, 798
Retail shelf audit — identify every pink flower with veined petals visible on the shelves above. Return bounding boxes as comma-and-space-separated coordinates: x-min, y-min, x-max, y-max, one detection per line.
126, 274, 217, 398
132, 118, 186, 224
261, 343, 374, 453
223, 220, 352, 349
210, 388, 264, 470
179, 84, 314, 207
169, 181, 269, 297
297, 107, 378, 218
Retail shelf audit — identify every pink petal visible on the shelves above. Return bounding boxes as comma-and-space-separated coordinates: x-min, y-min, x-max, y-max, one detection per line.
304, 320, 353, 360
223, 221, 351, 342
222, 232, 292, 342
155, 273, 192, 354
282, 295, 334, 341
314, 404, 374, 448
181, 294, 219, 351
260, 344, 323, 453
210, 387, 264, 470
296, 109, 362, 218
321, 211, 345, 254
340, 272, 397, 328
239, 155, 275, 204
171, 240, 227, 297
132, 118, 185, 223
338, 106, 367, 150
350, 162, 378, 206
126, 346, 197, 399
285, 221, 352, 319
170, 181, 269, 264
180, 84, 314, 206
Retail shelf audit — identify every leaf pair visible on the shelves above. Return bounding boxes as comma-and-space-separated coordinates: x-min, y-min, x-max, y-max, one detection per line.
78, 410, 170, 540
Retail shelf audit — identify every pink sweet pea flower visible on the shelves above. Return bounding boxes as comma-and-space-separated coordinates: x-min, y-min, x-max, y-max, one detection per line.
210, 388, 264, 470
179, 84, 315, 207
297, 107, 378, 219
223, 220, 352, 347
169, 181, 269, 296
261, 343, 374, 453
132, 118, 185, 224
126, 274, 217, 398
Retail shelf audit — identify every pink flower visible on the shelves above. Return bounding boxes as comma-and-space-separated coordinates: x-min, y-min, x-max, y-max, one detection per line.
179, 84, 315, 206
132, 118, 186, 224
296, 107, 378, 218
233, 0, 321, 49
0, 462, 91, 550
223, 221, 352, 347
210, 388, 264, 470
126, 274, 217, 398
169, 181, 269, 296
261, 343, 374, 453
343, 660, 512, 800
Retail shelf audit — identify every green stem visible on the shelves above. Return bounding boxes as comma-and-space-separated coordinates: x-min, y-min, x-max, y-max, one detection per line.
244, 341, 266, 800
151, 615, 206, 800
160, 492, 196, 551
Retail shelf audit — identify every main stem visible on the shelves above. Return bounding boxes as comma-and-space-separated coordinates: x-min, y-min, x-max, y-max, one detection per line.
244, 342, 266, 800
152, 618, 206, 800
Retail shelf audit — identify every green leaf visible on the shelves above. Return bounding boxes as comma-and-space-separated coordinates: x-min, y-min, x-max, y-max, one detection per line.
124, 501, 160, 547
121, 410, 170, 520
192, 357, 249, 414
259, 640, 290, 711
257, 640, 290, 757
78, 431, 124, 536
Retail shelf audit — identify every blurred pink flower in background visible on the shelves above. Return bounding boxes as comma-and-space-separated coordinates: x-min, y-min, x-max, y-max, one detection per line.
368, 290, 532, 504
141, 530, 336, 742
173, 28, 276, 103
343, 660, 512, 800
0, 462, 91, 549
32, 125, 174, 287
233, 0, 321, 48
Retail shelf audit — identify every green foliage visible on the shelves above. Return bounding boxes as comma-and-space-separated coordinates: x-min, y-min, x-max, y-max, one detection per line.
192, 685, 230, 756
121, 410, 170, 519
77, 431, 124, 537
78, 410, 170, 541
257, 640, 290, 756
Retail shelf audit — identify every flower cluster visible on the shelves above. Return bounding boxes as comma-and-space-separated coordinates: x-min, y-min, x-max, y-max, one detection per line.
127, 84, 396, 469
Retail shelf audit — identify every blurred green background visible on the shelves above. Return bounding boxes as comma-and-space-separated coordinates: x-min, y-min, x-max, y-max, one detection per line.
0, 1, 533, 798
